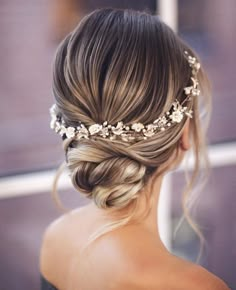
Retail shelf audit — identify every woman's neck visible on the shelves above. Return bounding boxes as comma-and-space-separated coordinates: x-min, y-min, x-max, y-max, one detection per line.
86, 173, 166, 250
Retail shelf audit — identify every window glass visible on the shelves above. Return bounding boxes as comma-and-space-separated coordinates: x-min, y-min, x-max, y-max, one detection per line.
0, 1, 61, 176
178, 0, 236, 143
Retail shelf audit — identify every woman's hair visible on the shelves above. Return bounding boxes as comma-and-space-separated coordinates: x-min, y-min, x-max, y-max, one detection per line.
51, 8, 211, 255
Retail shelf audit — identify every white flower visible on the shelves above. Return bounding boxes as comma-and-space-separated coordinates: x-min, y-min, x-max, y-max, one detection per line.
49, 104, 57, 116
131, 123, 144, 132
77, 126, 89, 139
54, 121, 61, 133
50, 115, 57, 129
100, 127, 109, 138
59, 125, 67, 136
88, 124, 102, 135
192, 88, 200, 96
58, 125, 75, 138
49, 104, 60, 131
65, 127, 76, 139
188, 56, 196, 65
184, 86, 193, 95
170, 110, 184, 123
143, 125, 155, 136
184, 76, 200, 96
112, 121, 124, 135
158, 116, 168, 127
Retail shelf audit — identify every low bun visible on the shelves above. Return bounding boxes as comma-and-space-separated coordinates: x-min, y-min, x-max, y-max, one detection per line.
67, 140, 148, 210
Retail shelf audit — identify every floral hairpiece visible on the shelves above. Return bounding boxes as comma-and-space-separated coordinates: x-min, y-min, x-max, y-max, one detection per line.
50, 50, 200, 142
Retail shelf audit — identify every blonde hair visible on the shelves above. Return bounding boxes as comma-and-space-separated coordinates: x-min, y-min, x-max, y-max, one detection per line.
51, 8, 211, 257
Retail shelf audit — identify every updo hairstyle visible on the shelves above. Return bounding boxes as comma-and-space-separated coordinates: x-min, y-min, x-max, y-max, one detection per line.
52, 8, 211, 249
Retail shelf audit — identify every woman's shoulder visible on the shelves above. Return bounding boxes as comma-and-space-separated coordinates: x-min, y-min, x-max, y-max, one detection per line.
40, 207, 84, 263
39, 206, 88, 287
40, 207, 230, 290
104, 230, 230, 290
182, 264, 230, 290
175, 261, 230, 290
131, 254, 230, 290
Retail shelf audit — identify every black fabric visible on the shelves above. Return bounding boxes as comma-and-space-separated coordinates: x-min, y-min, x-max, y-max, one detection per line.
41, 274, 58, 290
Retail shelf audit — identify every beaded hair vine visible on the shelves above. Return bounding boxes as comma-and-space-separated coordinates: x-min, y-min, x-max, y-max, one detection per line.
50, 50, 201, 142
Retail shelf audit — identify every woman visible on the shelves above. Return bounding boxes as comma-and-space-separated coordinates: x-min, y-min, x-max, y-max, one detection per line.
40, 8, 230, 290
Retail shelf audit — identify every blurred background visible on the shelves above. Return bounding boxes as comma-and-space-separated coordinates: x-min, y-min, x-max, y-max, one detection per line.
0, 0, 235, 289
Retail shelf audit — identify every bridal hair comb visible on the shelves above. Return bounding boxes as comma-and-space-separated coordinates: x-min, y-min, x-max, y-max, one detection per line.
50, 50, 201, 142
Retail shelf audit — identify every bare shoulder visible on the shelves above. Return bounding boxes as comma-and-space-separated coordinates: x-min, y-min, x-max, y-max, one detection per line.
126, 252, 230, 290
40, 212, 69, 277
185, 263, 230, 290
39, 207, 86, 282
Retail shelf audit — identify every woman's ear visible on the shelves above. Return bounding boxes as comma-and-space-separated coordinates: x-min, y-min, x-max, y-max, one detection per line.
180, 118, 191, 151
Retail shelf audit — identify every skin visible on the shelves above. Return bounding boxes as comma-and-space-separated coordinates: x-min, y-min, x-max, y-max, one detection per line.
40, 120, 230, 290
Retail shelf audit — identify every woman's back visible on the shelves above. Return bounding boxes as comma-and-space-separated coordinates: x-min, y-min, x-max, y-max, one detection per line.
40, 204, 229, 290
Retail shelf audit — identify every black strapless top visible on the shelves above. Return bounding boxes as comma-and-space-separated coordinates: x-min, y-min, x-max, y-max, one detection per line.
41, 275, 58, 290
